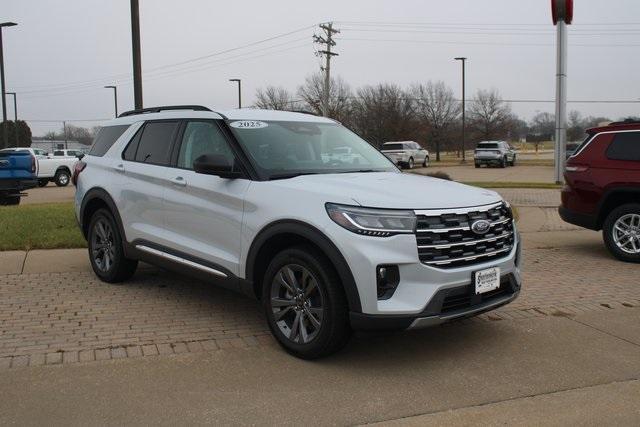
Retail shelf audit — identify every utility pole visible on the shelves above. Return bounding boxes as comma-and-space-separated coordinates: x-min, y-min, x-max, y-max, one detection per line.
104, 85, 118, 117
313, 22, 339, 117
229, 79, 242, 108
130, 0, 143, 109
455, 57, 467, 162
6, 91, 18, 146
0, 22, 18, 149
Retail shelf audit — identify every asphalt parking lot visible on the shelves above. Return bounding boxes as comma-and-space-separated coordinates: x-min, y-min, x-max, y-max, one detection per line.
1, 184, 640, 424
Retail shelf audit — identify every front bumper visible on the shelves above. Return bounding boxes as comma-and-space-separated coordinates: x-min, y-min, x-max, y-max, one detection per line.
350, 273, 521, 330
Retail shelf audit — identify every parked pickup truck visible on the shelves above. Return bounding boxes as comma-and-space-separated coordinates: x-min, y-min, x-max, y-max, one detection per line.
0, 150, 37, 205
0, 147, 78, 187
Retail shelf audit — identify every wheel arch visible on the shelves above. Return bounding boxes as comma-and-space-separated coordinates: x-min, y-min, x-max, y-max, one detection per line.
596, 188, 640, 229
245, 220, 362, 313
79, 188, 127, 245
55, 166, 71, 175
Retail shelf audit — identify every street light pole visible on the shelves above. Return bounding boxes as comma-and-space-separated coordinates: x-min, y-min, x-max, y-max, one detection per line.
130, 0, 143, 109
104, 85, 118, 117
455, 57, 467, 162
229, 79, 242, 108
6, 91, 18, 146
0, 22, 18, 149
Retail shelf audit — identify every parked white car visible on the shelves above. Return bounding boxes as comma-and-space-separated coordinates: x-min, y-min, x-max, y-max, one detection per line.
52, 149, 85, 157
0, 147, 78, 186
474, 141, 517, 168
380, 141, 429, 169
74, 106, 521, 359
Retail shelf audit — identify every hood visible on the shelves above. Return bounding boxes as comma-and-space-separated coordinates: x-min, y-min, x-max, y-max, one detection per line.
271, 172, 502, 209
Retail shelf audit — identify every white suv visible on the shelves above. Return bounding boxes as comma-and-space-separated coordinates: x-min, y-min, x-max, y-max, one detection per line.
74, 106, 522, 359
380, 141, 429, 169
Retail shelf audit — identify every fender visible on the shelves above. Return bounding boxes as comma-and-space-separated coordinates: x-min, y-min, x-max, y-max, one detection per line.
246, 220, 362, 313
596, 186, 640, 228
79, 188, 132, 256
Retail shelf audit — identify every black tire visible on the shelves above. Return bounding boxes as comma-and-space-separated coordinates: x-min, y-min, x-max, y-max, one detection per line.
38, 179, 49, 187
262, 245, 351, 359
475, 162, 481, 168
54, 169, 70, 187
0, 196, 20, 206
602, 203, 640, 263
422, 156, 429, 167
407, 157, 414, 169
500, 157, 507, 168
510, 155, 516, 167
87, 208, 138, 282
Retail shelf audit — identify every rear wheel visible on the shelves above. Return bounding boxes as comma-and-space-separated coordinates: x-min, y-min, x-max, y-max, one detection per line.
54, 170, 70, 187
603, 204, 640, 263
262, 246, 350, 359
87, 208, 138, 282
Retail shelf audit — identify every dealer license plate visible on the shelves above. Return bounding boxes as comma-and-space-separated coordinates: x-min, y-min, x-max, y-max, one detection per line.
474, 267, 500, 294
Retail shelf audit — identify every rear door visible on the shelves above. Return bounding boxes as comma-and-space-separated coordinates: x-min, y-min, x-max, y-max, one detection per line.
119, 120, 181, 245
163, 120, 250, 276
602, 132, 640, 186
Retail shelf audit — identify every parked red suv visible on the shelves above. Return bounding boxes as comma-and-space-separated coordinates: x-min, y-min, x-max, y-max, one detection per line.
559, 120, 640, 262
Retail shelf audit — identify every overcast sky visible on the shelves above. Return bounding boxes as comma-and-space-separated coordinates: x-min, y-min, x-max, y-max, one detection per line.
3, 0, 640, 136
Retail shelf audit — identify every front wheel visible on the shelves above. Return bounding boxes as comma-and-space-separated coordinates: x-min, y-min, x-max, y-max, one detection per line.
54, 170, 70, 187
407, 157, 414, 169
262, 246, 351, 359
603, 204, 640, 263
87, 208, 138, 282
510, 155, 516, 166
500, 157, 507, 168
422, 156, 429, 167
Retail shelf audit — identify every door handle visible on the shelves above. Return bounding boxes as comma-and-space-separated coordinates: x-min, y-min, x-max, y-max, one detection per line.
114, 163, 125, 172
170, 176, 187, 186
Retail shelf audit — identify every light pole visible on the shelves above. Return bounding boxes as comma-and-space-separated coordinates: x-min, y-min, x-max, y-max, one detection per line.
454, 57, 467, 162
130, 0, 143, 109
6, 91, 18, 146
104, 85, 118, 117
229, 79, 242, 109
0, 22, 18, 149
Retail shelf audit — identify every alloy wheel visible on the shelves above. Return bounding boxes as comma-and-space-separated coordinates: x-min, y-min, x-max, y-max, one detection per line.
613, 213, 640, 254
91, 218, 116, 272
270, 264, 324, 344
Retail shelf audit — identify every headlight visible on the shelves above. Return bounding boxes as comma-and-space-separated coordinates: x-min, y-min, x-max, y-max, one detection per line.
326, 203, 416, 237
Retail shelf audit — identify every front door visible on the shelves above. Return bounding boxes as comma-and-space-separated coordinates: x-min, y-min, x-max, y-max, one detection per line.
163, 120, 250, 276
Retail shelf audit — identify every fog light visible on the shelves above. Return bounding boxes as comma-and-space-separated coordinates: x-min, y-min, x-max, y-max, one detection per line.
377, 265, 400, 300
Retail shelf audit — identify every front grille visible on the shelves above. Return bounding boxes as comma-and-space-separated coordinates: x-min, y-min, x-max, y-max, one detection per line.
416, 202, 515, 269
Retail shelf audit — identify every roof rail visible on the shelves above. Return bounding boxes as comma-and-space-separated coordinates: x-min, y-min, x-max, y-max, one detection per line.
608, 119, 640, 126
118, 105, 212, 118
289, 110, 319, 116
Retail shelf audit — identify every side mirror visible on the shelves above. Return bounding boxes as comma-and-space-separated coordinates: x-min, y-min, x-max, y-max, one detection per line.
77, 153, 85, 160
193, 154, 242, 179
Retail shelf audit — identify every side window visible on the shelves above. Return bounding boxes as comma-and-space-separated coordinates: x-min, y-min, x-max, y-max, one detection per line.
123, 127, 142, 161
606, 133, 640, 161
177, 121, 234, 170
89, 125, 130, 157
53, 151, 63, 156
133, 121, 180, 166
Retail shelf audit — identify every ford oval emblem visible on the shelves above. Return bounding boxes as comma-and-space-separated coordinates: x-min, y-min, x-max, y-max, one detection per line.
471, 219, 491, 235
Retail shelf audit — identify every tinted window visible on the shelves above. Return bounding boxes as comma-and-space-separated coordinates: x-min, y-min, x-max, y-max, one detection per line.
53, 151, 64, 156
382, 143, 404, 150
606, 133, 640, 161
477, 143, 499, 149
133, 121, 180, 166
89, 125, 130, 157
177, 121, 234, 170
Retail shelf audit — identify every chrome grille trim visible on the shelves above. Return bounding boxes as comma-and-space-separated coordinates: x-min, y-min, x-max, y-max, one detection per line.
415, 202, 515, 269
418, 231, 514, 249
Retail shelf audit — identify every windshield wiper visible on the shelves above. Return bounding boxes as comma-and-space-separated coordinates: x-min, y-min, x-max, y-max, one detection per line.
335, 169, 381, 174
268, 172, 321, 180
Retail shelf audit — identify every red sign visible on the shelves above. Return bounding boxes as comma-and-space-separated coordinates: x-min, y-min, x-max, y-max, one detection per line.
552, 0, 573, 24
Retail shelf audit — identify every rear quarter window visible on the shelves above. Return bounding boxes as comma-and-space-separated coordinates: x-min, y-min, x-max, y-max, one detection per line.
606, 132, 640, 161
89, 125, 130, 157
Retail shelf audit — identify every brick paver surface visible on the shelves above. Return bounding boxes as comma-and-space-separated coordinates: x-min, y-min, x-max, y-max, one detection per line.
497, 188, 561, 208
1, 243, 638, 369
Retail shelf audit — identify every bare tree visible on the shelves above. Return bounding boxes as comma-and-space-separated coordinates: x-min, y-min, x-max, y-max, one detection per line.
468, 89, 513, 141
254, 86, 298, 110
297, 73, 352, 122
410, 81, 460, 161
349, 84, 418, 147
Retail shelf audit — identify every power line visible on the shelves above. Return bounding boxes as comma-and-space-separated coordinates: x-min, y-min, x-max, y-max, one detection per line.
338, 37, 640, 48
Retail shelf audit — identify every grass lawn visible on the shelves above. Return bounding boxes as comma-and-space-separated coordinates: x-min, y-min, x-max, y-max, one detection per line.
0, 202, 86, 251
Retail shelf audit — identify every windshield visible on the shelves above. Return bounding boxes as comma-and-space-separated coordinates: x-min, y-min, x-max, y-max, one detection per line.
227, 120, 396, 178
